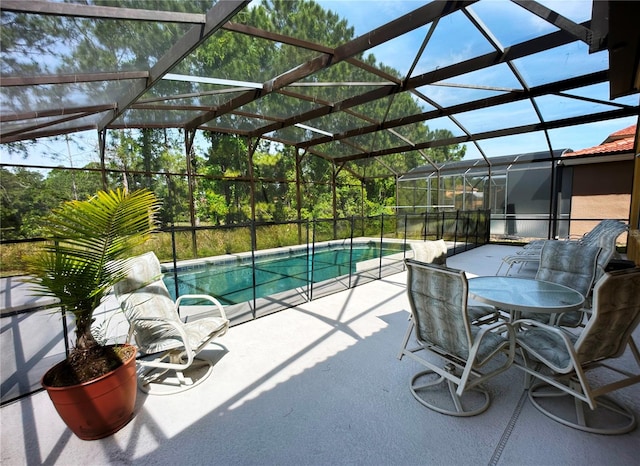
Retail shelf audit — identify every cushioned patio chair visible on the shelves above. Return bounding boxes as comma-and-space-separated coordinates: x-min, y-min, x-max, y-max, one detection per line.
523, 241, 601, 327
398, 241, 499, 359
513, 267, 640, 434
401, 259, 515, 416
114, 252, 229, 395
497, 220, 627, 276
522, 219, 626, 251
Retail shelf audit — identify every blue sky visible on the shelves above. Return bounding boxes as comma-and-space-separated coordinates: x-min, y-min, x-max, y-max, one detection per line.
1, 0, 637, 168
315, 0, 638, 159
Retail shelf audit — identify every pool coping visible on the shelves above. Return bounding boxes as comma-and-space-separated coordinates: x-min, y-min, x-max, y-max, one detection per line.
160, 237, 409, 273
163, 237, 411, 324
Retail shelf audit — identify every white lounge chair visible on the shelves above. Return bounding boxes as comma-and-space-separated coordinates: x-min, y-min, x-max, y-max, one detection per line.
114, 252, 229, 395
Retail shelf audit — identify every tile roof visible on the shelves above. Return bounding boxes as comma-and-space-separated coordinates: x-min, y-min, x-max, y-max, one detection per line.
608, 125, 637, 139
563, 125, 637, 157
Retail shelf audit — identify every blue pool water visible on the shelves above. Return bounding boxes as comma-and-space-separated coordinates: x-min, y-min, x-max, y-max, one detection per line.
164, 243, 406, 305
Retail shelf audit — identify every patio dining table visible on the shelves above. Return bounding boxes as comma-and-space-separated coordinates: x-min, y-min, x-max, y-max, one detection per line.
467, 276, 585, 323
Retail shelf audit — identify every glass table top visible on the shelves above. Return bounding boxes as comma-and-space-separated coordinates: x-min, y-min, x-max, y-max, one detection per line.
468, 276, 585, 313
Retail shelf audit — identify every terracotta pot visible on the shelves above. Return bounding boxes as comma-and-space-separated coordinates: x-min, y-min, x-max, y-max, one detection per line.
42, 345, 137, 440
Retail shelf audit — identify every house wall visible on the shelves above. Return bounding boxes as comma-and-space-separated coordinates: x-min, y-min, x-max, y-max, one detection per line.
569, 160, 633, 241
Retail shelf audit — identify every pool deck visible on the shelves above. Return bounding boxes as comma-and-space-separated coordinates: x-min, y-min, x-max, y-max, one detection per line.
1, 244, 638, 465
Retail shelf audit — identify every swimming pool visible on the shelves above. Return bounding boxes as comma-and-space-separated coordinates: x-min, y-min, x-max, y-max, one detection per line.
163, 242, 407, 305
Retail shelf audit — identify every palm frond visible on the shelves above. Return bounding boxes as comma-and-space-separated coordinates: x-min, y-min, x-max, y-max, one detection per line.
25, 189, 160, 325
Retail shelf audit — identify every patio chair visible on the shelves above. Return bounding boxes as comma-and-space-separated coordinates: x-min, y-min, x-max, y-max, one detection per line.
496, 220, 627, 276
397, 241, 499, 359
401, 259, 515, 416
114, 252, 229, 395
513, 267, 640, 434
522, 219, 626, 251
523, 241, 601, 327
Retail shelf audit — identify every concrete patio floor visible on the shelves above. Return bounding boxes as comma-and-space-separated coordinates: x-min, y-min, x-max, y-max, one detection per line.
1, 244, 638, 465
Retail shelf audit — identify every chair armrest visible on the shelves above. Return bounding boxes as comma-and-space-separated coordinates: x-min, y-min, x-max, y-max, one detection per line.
513, 318, 567, 334
456, 320, 515, 397
512, 318, 578, 370
470, 320, 516, 366
475, 320, 516, 348
513, 318, 571, 334
175, 294, 227, 320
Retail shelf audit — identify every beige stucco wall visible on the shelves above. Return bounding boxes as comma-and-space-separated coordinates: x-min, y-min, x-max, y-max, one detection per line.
568, 160, 633, 244
570, 193, 630, 241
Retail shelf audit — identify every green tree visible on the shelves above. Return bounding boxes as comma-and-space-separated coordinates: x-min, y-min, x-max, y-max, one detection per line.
43, 166, 103, 203
2, 0, 468, 234
0, 168, 48, 239
104, 128, 190, 225
199, 133, 251, 224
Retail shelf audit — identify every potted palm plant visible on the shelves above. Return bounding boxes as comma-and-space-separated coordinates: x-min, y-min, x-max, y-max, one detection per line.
25, 188, 160, 440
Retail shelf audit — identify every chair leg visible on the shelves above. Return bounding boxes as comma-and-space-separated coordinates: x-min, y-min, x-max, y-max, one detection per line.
629, 337, 640, 365
517, 348, 539, 389
175, 370, 190, 387
446, 373, 465, 413
397, 319, 414, 360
